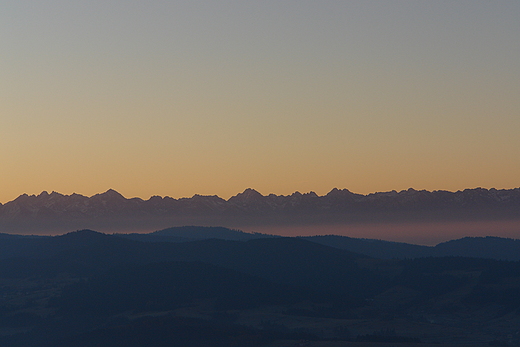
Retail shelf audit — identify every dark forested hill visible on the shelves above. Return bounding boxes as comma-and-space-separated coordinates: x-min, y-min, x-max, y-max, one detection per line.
2, 229, 520, 346
302, 235, 434, 259
119, 225, 275, 243
304, 235, 520, 261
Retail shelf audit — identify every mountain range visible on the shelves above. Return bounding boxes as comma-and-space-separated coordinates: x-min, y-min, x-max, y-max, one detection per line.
1, 187, 520, 235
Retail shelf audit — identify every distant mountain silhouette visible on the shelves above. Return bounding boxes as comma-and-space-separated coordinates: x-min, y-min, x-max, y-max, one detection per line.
1, 187, 520, 234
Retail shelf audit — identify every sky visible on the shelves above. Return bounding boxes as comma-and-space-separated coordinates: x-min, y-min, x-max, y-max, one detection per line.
2, 0, 520, 203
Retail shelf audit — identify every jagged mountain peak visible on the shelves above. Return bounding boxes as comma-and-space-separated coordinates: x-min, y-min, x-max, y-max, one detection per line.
229, 188, 264, 200
242, 187, 263, 195
48, 191, 66, 200
13, 193, 30, 201
190, 194, 225, 201
92, 189, 126, 200
326, 188, 353, 196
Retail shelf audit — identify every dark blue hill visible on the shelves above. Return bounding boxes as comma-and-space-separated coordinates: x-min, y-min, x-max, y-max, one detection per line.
302, 235, 434, 259
0, 229, 377, 299
303, 234, 520, 261
435, 236, 520, 260
118, 225, 274, 242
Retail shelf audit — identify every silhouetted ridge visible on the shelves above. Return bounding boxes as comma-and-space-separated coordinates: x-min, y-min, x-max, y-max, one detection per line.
52, 229, 124, 246
153, 226, 271, 240
118, 226, 274, 243
56, 229, 107, 240
229, 188, 264, 202
435, 236, 520, 260
304, 235, 520, 261
303, 235, 434, 259
92, 189, 126, 200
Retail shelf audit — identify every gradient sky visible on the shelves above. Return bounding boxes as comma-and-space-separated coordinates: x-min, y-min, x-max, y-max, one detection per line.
2, 0, 519, 203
